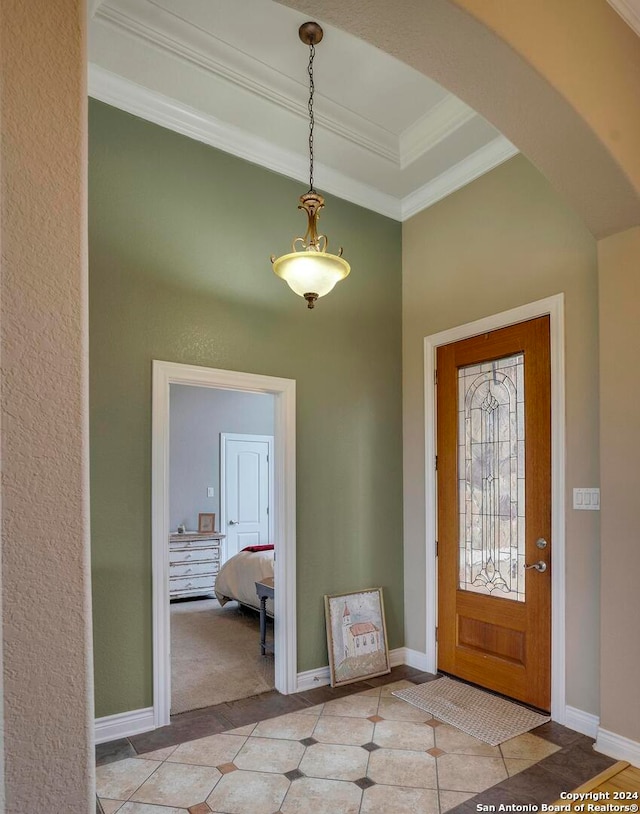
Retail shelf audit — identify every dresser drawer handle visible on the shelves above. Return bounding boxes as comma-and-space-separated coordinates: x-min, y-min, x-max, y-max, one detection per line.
185, 569, 192, 574
184, 554, 191, 560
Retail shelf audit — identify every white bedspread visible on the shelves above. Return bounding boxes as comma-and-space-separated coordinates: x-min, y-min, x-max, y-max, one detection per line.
215, 549, 274, 616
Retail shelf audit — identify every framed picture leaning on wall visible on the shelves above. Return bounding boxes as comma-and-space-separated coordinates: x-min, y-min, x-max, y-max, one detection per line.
324, 587, 391, 687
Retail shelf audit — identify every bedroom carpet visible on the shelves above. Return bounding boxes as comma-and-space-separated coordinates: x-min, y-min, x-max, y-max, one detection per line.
171, 597, 274, 714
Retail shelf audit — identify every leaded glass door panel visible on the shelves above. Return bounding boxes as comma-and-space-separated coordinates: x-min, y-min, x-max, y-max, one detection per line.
436, 316, 551, 711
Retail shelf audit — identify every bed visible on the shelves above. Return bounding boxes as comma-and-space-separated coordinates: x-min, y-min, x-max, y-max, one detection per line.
215, 546, 274, 616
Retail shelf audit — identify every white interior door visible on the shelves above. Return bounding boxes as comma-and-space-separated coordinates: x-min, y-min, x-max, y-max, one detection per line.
221, 433, 273, 562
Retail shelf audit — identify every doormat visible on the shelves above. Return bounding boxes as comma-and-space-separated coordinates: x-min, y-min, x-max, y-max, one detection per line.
392, 677, 550, 746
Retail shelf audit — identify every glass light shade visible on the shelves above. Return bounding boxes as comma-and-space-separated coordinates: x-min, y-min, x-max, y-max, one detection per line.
272, 250, 350, 299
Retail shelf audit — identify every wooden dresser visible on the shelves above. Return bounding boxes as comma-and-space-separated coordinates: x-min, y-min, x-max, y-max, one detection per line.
169, 532, 225, 599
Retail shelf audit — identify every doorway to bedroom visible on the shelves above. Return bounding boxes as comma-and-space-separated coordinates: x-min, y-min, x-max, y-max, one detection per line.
169, 385, 276, 714
152, 361, 297, 728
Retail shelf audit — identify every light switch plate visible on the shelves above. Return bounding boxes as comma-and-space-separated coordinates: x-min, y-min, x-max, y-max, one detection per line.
573, 487, 600, 510
207, 487, 214, 498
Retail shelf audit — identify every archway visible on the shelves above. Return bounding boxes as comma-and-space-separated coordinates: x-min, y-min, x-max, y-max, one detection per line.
277, 0, 640, 237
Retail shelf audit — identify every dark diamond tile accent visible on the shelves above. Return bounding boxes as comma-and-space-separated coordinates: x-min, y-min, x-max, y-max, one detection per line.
284, 768, 305, 782
361, 742, 380, 752
95, 737, 136, 766
354, 776, 376, 790
299, 737, 317, 747
427, 746, 445, 757
367, 715, 384, 723
217, 762, 238, 774
188, 803, 213, 814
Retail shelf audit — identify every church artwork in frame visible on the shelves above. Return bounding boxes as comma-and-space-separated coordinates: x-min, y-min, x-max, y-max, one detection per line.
324, 587, 391, 687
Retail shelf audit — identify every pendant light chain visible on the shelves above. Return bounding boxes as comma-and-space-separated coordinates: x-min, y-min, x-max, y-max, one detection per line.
307, 42, 315, 192
270, 22, 350, 309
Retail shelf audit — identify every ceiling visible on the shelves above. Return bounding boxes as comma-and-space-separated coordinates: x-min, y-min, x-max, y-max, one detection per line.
88, 0, 518, 221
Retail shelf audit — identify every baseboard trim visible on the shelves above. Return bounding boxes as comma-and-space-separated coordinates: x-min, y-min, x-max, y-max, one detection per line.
402, 648, 430, 672
97, 669, 601, 745
95, 707, 156, 745
295, 647, 406, 693
295, 665, 331, 692
595, 726, 640, 764
565, 705, 599, 738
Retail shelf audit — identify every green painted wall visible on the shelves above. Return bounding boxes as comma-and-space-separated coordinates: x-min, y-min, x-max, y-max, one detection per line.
89, 100, 403, 717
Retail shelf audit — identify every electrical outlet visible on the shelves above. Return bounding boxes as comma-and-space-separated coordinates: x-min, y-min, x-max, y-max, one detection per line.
207, 487, 214, 498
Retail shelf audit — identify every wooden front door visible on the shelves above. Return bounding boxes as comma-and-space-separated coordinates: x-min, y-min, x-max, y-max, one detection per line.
437, 316, 551, 711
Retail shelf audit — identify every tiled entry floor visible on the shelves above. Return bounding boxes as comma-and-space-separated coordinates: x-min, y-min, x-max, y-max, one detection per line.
96, 668, 616, 814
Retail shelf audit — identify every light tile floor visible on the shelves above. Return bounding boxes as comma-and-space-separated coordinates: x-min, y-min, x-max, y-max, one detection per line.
96, 680, 563, 814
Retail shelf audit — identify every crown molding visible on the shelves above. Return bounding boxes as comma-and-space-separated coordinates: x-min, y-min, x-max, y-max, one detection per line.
94, 1, 398, 163
88, 65, 403, 220
88, 0, 106, 16
399, 95, 476, 169
606, 0, 640, 35
400, 136, 518, 220
89, 65, 519, 222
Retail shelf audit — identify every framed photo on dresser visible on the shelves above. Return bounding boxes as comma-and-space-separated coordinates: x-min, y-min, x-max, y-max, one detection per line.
198, 513, 216, 534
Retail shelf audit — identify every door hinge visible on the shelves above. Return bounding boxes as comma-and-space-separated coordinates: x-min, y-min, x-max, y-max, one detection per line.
435, 540, 438, 558
435, 455, 438, 470
434, 369, 438, 386
435, 627, 438, 642
266, 506, 269, 515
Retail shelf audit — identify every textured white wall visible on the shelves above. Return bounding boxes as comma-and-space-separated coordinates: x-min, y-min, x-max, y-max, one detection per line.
598, 226, 640, 744
0, 1, 94, 810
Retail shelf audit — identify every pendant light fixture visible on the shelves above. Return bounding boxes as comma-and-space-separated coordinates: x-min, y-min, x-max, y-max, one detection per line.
270, 22, 350, 309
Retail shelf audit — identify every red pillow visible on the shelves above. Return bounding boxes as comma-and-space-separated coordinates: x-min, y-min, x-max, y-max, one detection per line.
241, 544, 275, 553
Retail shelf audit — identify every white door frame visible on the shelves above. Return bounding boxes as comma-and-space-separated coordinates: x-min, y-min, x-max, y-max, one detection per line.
152, 360, 297, 727
424, 294, 566, 722
220, 432, 275, 562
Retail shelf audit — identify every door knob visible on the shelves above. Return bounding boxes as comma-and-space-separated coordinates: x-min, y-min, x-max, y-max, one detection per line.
524, 560, 547, 572
229, 520, 239, 525
535, 537, 548, 549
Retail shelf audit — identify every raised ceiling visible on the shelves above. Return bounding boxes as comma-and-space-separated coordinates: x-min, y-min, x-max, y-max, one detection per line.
88, 0, 517, 221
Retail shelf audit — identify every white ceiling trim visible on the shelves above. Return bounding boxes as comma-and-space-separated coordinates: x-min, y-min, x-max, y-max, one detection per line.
95, 2, 398, 164
89, 0, 106, 15
606, 0, 640, 35
400, 136, 518, 220
399, 96, 476, 170
88, 64, 402, 219
89, 65, 518, 222
94, 1, 483, 168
